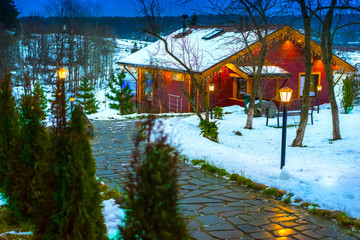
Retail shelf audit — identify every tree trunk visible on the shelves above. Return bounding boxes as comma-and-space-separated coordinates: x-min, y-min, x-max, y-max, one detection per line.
292, 0, 312, 147
320, 0, 341, 140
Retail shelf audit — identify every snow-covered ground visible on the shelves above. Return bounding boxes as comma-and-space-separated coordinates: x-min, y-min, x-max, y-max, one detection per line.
0, 193, 124, 239
159, 104, 360, 219
103, 199, 125, 239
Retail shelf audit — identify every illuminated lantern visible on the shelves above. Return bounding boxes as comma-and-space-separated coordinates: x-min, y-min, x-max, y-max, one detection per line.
317, 85, 322, 91
209, 83, 215, 92
279, 87, 293, 103
57, 68, 68, 80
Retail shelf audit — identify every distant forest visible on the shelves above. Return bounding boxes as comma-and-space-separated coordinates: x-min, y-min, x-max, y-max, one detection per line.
19, 14, 360, 46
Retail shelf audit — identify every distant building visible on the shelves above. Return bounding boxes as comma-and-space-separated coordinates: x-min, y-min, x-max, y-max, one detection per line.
118, 25, 356, 113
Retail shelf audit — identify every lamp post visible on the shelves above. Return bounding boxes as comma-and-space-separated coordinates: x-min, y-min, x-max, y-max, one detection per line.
69, 94, 75, 112
279, 87, 293, 169
209, 83, 215, 119
57, 67, 68, 133
317, 85, 322, 114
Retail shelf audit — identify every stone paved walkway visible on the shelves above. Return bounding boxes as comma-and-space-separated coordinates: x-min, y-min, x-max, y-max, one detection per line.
91, 120, 359, 240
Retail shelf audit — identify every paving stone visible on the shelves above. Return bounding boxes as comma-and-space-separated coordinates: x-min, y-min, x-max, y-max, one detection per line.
263, 223, 283, 231
270, 216, 298, 223
250, 231, 274, 239
201, 185, 227, 190
179, 204, 203, 211
293, 224, 318, 232
190, 230, 214, 240
184, 189, 209, 197
224, 192, 251, 199
279, 221, 300, 228
187, 220, 201, 230
227, 216, 247, 225
244, 199, 272, 206
237, 214, 255, 221
202, 189, 233, 196
317, 228, 340, 238
237, 224, 263, 234
301, 230, 323, 239
249, 219, 271, 226
208, 230, 244, 239
273, 228, 297, 237
188, 179, 210, 186
219, 210, 247, 217
201, 206, 240, 214
97, 169, 115, 175
204, 223, 236, 231
197, 215, 225, 226
338, 235, 358, 240
291, 234, 315, 240
226, 201, 252, 207
179, 197, 222, 204
209, 195, 239, 202
181, 185, 200, 190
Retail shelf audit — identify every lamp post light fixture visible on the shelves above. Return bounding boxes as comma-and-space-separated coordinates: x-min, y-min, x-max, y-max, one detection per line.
209, 83, 215, 119
57, 67, 68, 80
56, 67, 68, 134
317, 85, 322, 114
279, 87, 293, 169
70, 94, 75, 112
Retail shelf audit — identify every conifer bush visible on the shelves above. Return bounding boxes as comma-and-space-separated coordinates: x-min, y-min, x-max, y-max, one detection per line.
77, 77, 99, 114
341, 74, 360, 114
56, 105, 107, 239
0, 74, 18, 197
33, 81, 48, 116
198, 120, 219, 142
6, 88, 48, 220
106, 71, 134, 115
213, 106, 224, 120
120, 117, 188, 239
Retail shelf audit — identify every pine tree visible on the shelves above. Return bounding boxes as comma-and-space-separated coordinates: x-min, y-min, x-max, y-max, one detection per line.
57, 105, 107, 239
77, 77, 99, 114
120, 117, 188, 239
0, 0, 19, 30
189, 12, 198, 26
0, 74, 17, 195
6, 88, 48, 220
106, 71, 134, 115
33, 81, 48, 119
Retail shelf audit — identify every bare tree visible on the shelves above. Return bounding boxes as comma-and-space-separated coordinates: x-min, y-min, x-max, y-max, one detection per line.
291, 0, 314, 147
314, 0, 359, 140
209, 0, 285, 129
134, 0, 210, 121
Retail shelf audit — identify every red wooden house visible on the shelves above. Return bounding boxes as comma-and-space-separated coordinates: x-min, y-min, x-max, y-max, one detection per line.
118, 25, 356, 113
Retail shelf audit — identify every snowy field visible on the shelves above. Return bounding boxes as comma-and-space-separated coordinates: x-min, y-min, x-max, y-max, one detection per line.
157, 104, 360, 219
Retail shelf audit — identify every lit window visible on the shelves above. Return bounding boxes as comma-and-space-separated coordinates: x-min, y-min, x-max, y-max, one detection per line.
237, 78, 247, 99
300, 74, 319, 97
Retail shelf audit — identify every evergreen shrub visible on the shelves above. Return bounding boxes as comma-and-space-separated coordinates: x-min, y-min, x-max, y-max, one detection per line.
341, 74, 360, 114
198, 120, 219, 142
106, 71, 134, 115
213, 106, 224, 120
77, 77, 99, 114
120, 117, 188, 239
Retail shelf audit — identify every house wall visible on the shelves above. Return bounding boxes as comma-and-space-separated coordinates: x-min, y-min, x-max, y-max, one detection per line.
152, 71, 190, 113
267, 40, 329, 104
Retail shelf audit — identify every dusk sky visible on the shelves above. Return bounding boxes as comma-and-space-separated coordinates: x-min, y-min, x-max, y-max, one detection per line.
14, 0, 209, 17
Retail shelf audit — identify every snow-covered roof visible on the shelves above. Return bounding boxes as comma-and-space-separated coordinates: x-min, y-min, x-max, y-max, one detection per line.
237, 65, 291, 77
118, 25, 357, 74
119, 26, 273, 74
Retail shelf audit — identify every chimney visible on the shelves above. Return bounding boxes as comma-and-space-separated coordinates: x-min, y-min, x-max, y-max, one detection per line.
182, 14, 188, 34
